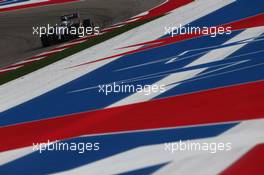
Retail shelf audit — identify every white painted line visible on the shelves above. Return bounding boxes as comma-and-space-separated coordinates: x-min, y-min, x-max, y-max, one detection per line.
59, 40, 86, 47
11, 57, 46, 66
36, 48, 65, 57
0, 65, 23, 73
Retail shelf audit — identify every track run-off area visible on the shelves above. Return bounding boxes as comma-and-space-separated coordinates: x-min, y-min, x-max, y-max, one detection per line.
0, 0, 264, 174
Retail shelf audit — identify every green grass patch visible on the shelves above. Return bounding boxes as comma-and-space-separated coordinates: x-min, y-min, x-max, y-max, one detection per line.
0, 17, 159, 85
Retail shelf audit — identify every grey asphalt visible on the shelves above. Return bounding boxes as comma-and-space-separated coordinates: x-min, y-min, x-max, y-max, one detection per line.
0, 0, 164, 68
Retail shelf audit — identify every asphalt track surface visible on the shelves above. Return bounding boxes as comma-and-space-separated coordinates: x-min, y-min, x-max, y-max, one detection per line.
0, 0, 164, 68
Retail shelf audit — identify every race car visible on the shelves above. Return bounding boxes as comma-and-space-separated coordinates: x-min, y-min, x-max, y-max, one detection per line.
41, 13, 94, 47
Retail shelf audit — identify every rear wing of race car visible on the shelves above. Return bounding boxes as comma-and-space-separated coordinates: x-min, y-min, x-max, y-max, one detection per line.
61, 13, 80, 22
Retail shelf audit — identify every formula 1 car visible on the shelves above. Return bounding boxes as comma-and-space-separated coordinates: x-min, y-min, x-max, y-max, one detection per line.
40, 13, 94, 47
